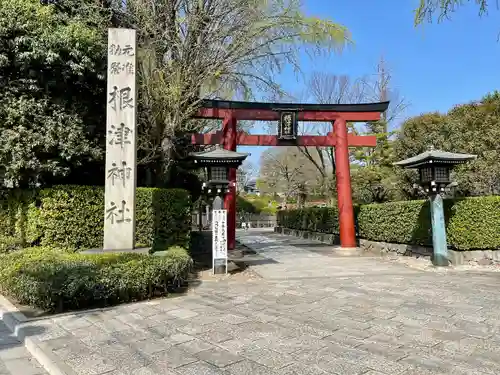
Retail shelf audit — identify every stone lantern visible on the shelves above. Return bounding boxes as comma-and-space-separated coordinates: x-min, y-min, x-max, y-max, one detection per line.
191, 146, 249, 207
189, 146, 249, 275
394, 146, 476, 266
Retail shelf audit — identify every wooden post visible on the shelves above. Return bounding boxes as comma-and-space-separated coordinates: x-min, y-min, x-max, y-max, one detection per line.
334, 118, 356, 248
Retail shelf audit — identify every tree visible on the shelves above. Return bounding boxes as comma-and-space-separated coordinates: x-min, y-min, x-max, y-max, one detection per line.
351, 164, 400, 204
114, 0, 351, 185
347, 58, 408, 204
0, 0, 110, 188
296, 73, 367, 200
414, 0, 490, 25
290, 57, 408, 204
236, 161, 257, 194
259, 147, 320, 206
393, 91, 500, 197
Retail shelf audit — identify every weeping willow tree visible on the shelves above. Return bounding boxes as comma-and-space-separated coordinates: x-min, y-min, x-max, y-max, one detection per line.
415, 0, 490, 24
112, 0, 351, 185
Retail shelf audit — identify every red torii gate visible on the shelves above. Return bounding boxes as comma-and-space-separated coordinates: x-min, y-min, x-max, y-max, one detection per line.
191, 100, 389, 251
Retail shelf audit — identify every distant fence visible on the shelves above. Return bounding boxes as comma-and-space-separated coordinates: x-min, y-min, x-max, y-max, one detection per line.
192, 212, 277, 229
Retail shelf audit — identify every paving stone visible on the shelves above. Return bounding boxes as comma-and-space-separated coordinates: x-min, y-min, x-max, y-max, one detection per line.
112, 328, 154, 344
54, 315, 93, 331
175, 361, 229, 375
295, 342, 368, 366
3, 357, 46, 375
252, 335, 328, 355
71, 324, 111, 345
357, 354, 411, 374
27, 322, 71, 342
356, 341, 409, 361
177, 338, 216, 354
400, 354, 455, 373
177, 323, 214, 335
279, 322, 336, 339
195, 347, 242, 367
147, 324, 178, 338
148, 346, 198, 369
216, 338, 256, 354
224, 359, 278, 375
398, 329, 444, 347
0, 345, 31, 361
133, 338, 172, 355
240, 347, 294, 369
170, 333, 195, 344
166, 309, 199, 320
279, 363, 330, 375
218, 313, 251, 325
105, 368, 167, 375
131, 305, 162, 318
452, 319, 496, 339
319, 358, 371, 375
65, 353, 116, 375
197, 330, 234, 344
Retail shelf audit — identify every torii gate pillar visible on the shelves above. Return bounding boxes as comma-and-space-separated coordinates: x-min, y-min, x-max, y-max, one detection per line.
334, 118, 357, 248
222, 116, 238, 250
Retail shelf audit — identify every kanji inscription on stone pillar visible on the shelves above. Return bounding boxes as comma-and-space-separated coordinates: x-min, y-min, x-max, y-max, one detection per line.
104, 28, 137, 250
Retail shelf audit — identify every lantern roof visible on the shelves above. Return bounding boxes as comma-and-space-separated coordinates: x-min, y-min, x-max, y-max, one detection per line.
190, 146, 249, 166
394, 146, 476, 169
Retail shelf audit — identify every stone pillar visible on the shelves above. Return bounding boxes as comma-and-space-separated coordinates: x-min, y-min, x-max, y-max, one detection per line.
104, 28, 137, 250
333, 118, 356, 248
222, 115, 237, 250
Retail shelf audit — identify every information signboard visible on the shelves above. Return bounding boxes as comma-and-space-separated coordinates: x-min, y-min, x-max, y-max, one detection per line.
212, 209, 228, 274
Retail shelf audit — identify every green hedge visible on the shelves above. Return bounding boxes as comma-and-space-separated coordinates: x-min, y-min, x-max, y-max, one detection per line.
0, 186, 192, 250
237, 195, 278, 214
277, 196, 500, 250
0, 246, 192, 312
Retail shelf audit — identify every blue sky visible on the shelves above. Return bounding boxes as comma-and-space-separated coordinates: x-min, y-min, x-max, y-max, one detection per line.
239, 0, 500, 169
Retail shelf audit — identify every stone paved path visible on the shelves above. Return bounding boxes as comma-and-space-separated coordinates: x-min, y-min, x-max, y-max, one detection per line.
2, 230, 500, 375
0, 321, 47, 375
236, 229, 424, 279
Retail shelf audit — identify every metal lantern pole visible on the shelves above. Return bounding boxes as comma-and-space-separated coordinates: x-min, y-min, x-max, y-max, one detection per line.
430, 190, 448, 266
394, 147, 476, 267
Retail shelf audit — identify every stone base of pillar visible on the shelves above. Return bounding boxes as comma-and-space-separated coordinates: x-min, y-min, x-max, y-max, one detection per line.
331, 247, 364, 257
432, 254, 450, 267
213, 265, 227, 275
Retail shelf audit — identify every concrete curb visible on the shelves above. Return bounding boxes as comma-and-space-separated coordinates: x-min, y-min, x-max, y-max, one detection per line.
0, 295, 76, 375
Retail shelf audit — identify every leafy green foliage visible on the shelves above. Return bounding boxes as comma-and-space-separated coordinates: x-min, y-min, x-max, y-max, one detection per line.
447, 197, 500, 250
278, 207, 340, 234
394, 92, 500, 197
0, 0, 109, 188
278, 196, 500, 250
0, 186, 192, 250
415, 0, 490, 25
237, 195, 278, 214
351, 165, 400, 204
0, 235, 23, 253
0, 246, 192, 312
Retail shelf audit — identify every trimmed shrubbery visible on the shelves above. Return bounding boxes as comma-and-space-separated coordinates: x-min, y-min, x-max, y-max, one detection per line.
0, 185, 192, 251
277, 196, 500, 250
0, 246, 193, 312
237, 195, 278, 214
